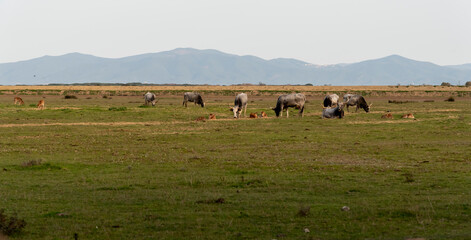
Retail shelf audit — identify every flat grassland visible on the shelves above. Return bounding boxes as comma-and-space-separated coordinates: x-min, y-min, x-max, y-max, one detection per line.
0, 86, 470, 239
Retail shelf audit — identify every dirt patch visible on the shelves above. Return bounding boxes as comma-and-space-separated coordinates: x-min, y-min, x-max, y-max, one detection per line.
0, 121, 182, 128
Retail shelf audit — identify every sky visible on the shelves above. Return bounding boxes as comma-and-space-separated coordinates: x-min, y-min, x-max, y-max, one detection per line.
1, 0, 471, 65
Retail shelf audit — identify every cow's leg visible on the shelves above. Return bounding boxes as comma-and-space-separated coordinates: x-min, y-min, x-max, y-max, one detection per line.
355, 105, 359, 112
244, 104, 247, 118
286, 108, 289, 118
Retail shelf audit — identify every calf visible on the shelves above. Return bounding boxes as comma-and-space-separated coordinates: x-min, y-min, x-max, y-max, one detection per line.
249, 113, 258, 118
195, 116, 206, 122
259, 111, 267, 118
37, 99, 45, 110
401, 113, 415, 119
209, 114, 216, 120
381, 113, 393, 119
14, 97, 24, 105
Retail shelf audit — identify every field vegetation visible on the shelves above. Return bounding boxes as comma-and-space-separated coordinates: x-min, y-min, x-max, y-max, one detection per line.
0, 86, 470, 239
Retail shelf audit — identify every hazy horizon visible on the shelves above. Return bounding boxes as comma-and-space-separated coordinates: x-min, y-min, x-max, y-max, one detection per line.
2, 0, 471, 65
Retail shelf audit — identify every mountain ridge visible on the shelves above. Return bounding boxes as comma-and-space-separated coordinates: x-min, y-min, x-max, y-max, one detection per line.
1, 48, 470, 85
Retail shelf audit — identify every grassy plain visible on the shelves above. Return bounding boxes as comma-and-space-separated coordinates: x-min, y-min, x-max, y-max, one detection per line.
0, 86, 470, 239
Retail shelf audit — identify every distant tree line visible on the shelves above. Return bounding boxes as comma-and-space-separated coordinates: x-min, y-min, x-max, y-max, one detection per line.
44, 81, 471, 87
48, 82, 209, 86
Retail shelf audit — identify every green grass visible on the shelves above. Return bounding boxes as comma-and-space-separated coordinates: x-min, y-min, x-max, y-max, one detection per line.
0, 94, 470, 239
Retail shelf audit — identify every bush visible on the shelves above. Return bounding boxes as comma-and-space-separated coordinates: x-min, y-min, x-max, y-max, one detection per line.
441, 82, 451, 87
64, 95, 77, 99
21, 159, 42, 167
0, 209, 26, 236
465, 81, 471, 87
445, 96, 455, 102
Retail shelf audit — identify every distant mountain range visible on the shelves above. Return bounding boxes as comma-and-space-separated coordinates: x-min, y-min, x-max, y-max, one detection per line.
1, 48, 470, 85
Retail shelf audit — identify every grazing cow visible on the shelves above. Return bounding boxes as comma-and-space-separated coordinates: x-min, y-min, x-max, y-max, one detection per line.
272, 93, 306, 117
14, 97, 24, 105
183, 92, 205, 107
259, 111, 268, 118
401, 113, 415, 119
37, 99, 45, 110
230, 93, 248, 118
322, 103, 344, 119
144, 92, 157, 106
345, 95, 372, 113
323, 94, 339, 107
381, 113, 393, 119
209, 113, 216, 119
343, 94, 354, 102
249, 113, 258, 118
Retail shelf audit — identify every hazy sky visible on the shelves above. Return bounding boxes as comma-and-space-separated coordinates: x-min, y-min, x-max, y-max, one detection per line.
1, 0, 471, 65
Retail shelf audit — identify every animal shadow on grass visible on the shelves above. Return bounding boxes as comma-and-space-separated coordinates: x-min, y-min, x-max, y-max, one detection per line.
297, 206, 310, 217
196, 198, 225, 204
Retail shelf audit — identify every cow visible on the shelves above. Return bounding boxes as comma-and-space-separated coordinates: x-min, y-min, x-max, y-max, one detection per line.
343, 94, 354, 102
322, 103, 344, 119
209, 113, 216, 119
144, 92, 157, 106
345, 95, 372, 113
230, 93, 248, 118
259, 111, 268, 118
195, 116, 206, 122
401, 113, 415, 119
249, 113, 258, 118
14, 97, 24, 105
323, 94, 339, 107
183, 92, 205, 107
381, 113, 393, 119
272, 93, 306, 117
37, 99, 45, 110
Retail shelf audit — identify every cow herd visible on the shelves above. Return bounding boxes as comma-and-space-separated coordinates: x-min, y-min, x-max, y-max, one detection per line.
320, 93, 373, 119
11, 91, 413, 120
143, 91, 373, 120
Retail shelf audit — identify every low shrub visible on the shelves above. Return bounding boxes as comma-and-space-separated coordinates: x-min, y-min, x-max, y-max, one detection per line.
108, 107, 127, 111
0, 209, 26, 236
